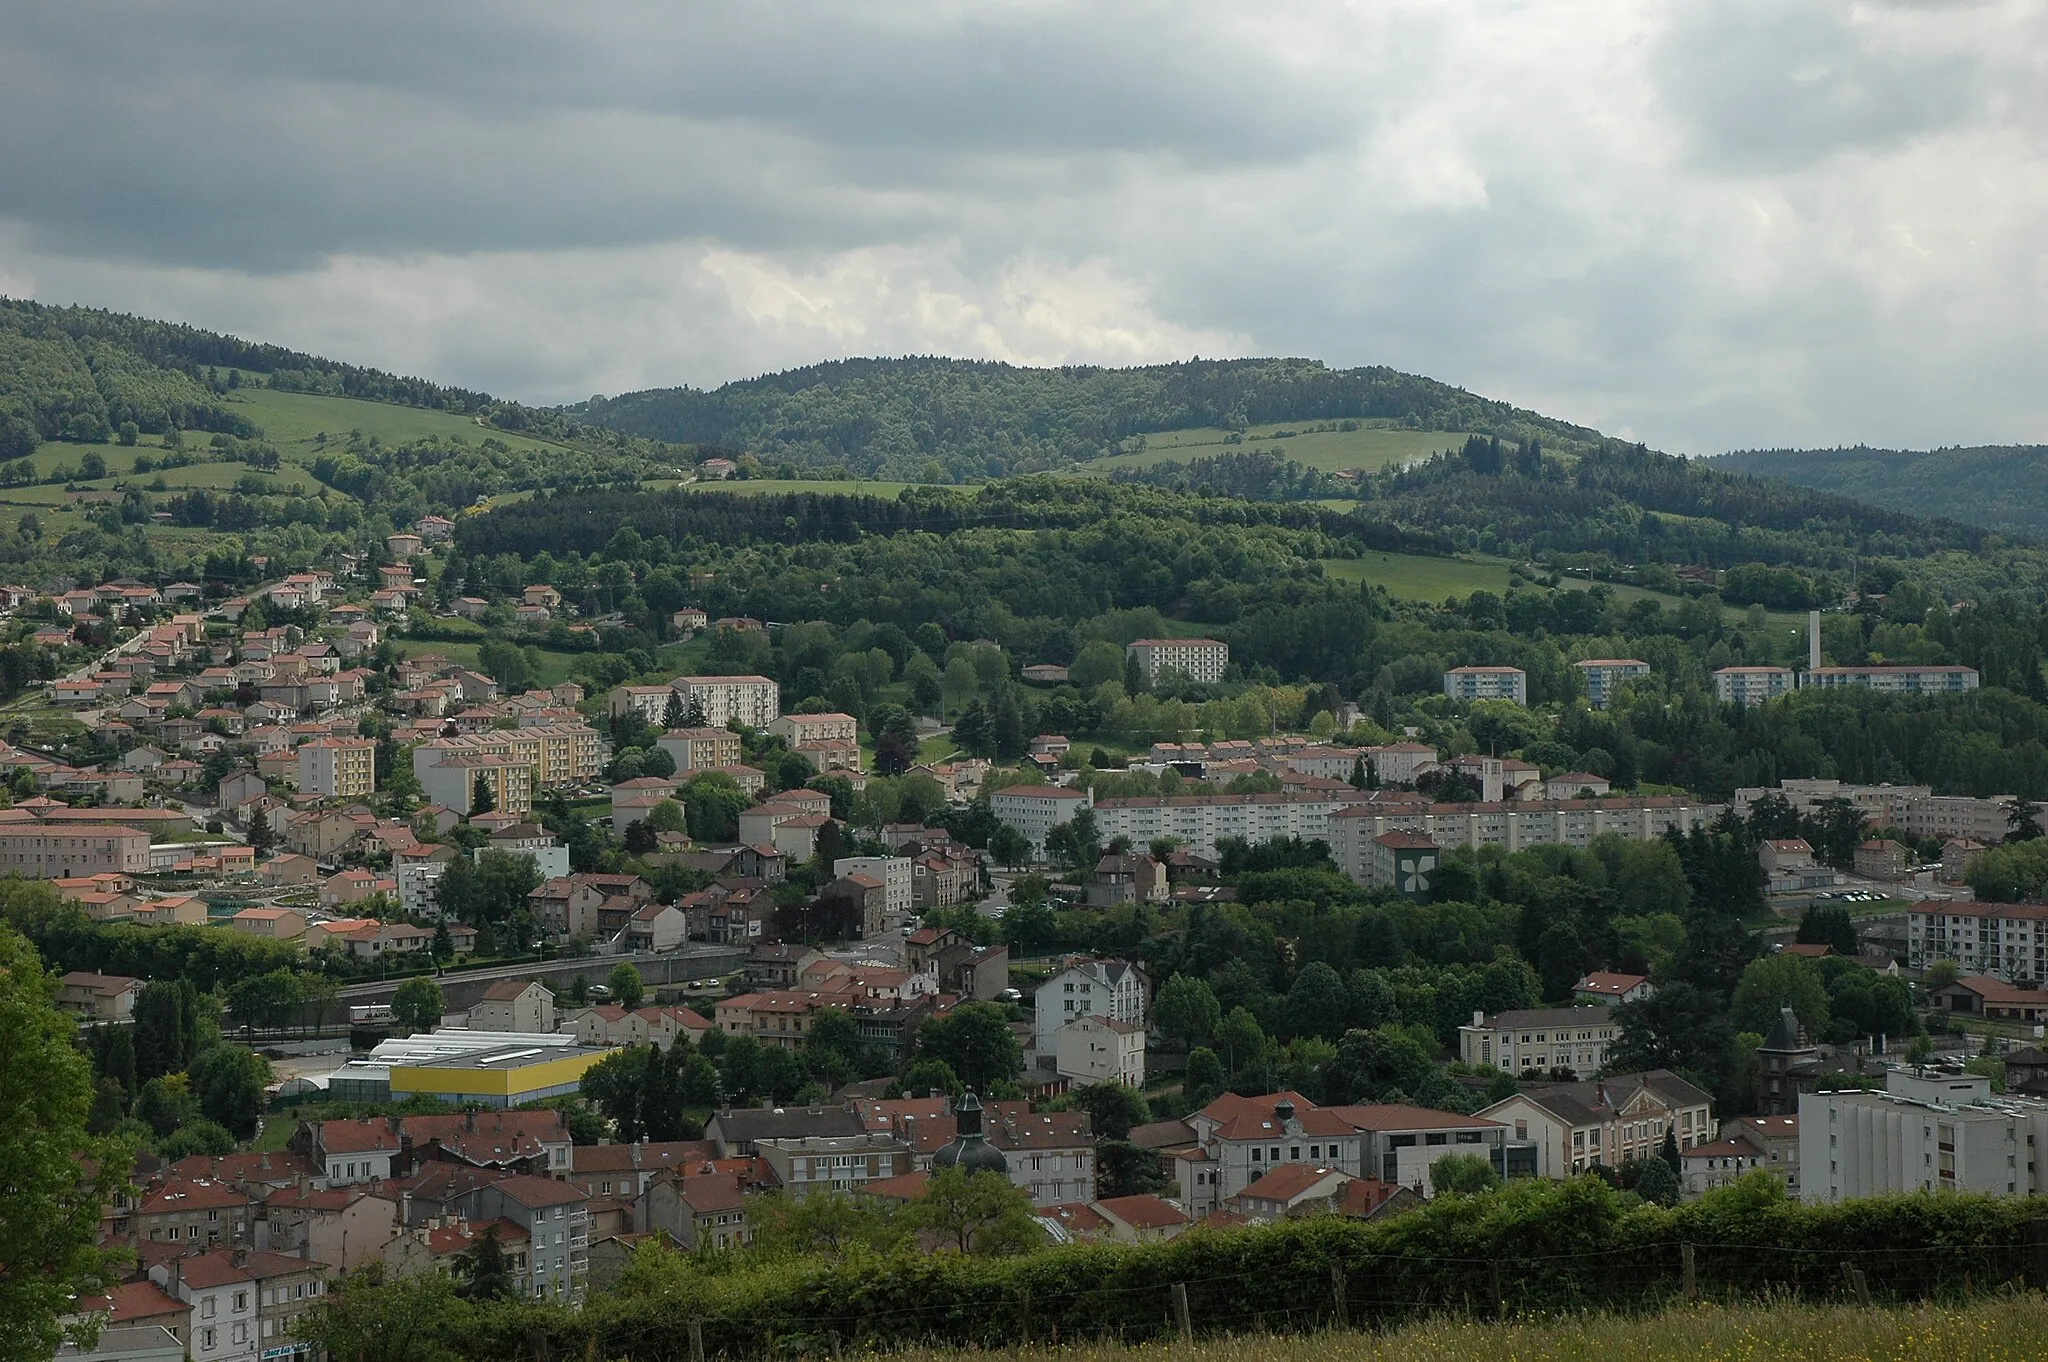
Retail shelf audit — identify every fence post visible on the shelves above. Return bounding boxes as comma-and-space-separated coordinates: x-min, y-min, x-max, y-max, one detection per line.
1682, 1243, 1697, 1303
1843, 1262, 1871, 1307
2028, 1218, 2048, 1291
1489, 1259, 1504, 1318
1021, 1287, 1032, 1347
1330, 1262, 1350, 1330
1171, 1282, 1193, 1344
689, 1320, 705, 1362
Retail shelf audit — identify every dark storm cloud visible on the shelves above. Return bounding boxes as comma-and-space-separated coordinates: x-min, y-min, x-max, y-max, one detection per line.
0, 3, 1358, 270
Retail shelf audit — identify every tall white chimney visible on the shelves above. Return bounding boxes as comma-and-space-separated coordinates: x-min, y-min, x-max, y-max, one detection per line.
1808, 610, 1822, 672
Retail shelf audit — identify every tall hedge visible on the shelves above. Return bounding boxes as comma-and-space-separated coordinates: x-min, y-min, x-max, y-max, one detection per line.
314, 1175, 2048, 1361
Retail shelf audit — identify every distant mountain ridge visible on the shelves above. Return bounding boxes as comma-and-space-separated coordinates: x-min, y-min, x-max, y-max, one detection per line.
1708, 445, 2048, 539
568, 355, 1619, 482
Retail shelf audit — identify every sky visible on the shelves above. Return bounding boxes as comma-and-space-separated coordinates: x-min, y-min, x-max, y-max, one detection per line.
2, 0, 2044, 454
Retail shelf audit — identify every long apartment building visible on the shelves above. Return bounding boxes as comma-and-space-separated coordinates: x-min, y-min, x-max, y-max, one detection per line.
671, 675, 781, 728
0, 823, 152, 877
1328, 797, 1717, 881
1090, 792, 1355, 861
657, 726, 744, 772
1906, 900, 2048, 983
1714, 666, 1795, 707
413, 748, 535, 816
1801, 664, 1980, 695
413, 724, 600, 793
1736, 779, 2022, 845
1125, 638, 1229, 685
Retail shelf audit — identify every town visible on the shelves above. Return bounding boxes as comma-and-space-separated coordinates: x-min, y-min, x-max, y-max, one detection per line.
9, 513, 2048, 1362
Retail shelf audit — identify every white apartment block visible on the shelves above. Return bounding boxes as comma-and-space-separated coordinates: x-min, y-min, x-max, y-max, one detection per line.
769, 712, 857, 745
1801, 665, 1980, 695
989, 784, 1093, 859
1458, 1006, 1617, 1075
297, 736, 376, 799
414, 750, 534, 816
1906, 900, 2048, 982
1735, 779, 2020, 846
1444, 665, 1528, 705
1032, 959, 1147, 1055
1328, 797, 1717, 882
1090, 792, 1353, 860
1126, 637, 1229, 685
1801, 1069, 2048, 1202
672, 675, 781, 728
1714, 666, 1795, 707
657, 726, 744, 772
833, 855, 913, 919
1575, 659, 1650, 710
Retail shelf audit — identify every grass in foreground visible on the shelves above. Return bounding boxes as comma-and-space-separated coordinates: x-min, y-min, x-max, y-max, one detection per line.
893, 1298, 2048, 1362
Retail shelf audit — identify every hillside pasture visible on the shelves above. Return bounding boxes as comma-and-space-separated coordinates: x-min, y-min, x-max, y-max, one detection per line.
1085, 424, 1470, 475
222, 386, 569, 459
1322, 551, 1513, 602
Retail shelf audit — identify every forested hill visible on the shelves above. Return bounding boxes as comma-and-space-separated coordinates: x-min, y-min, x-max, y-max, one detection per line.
568, 356, 1616, 481
0, 297, 613, 454
1710, 445, 2048, 539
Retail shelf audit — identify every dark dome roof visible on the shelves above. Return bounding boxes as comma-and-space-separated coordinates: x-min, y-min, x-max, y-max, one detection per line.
933, 1091, 1008, 1175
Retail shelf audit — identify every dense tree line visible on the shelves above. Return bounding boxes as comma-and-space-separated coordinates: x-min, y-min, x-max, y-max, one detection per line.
570, 355, 1616, 481
1713, 443, 2048, 540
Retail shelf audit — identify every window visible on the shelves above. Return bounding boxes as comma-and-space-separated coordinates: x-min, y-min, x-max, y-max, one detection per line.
202, 1328, 215, 1350
234, 1291, 247, 1312
202, 1299, 216, 1319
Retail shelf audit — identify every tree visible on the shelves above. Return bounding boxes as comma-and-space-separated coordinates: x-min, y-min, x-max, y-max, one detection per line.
1659, 1126, 1681, 1173
0, 924, 127, 1361
190, 1045, 270, 1141
228, 969, 304, 1038
901, 1057, 962, 1100
907, 1166, 1040, 1255
1096, 1139, 1168, 1198
1184, 1047, 1225, 1106
1044, 808, 1100, 873
431, 920, 454, 962
1213, 1007, 1268, 1080
2009, 799, 2043, 843
1286, 961, 1349, 1041
296, 1271, 473, 1362
1730, 954, 1830, 1038
470, 772, 496, 815
988, 823, 1030, 869
1154, 974, 1221, 1049
1796, 905, 1858, 957
682, 771, 750, 843
134, 1073, 201, 1138
581, 1046, 650, 1141
133, 979, 196, 1081
805, 1006, 865, 1088
1634, 1155, 1680, 1206
392, 976, 445, 1033
1428, 1153, 1500, 1196
1072, 1082, 1150, 1142
609, 962, 645, 1010
912, 1002, 1022, 1092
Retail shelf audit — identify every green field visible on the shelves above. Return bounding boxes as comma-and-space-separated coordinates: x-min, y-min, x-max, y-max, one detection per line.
1083, 423, 1470, 476
1323, 551, 1513, 601
221, 386, 568, 458
390, 639, 588, 688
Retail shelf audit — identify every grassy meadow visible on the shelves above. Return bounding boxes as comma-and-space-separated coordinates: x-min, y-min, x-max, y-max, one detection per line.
1085, 423, 1469, 476
1323, 551, 1513, 602
883, 1298, 2048, 1362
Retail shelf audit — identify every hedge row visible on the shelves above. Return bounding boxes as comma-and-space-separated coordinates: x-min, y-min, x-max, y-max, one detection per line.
403, 1176, 2048, 1361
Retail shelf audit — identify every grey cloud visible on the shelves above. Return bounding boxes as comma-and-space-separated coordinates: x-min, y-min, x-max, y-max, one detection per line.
1652, 1, 1984, 173
0, 3, 1361, 270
